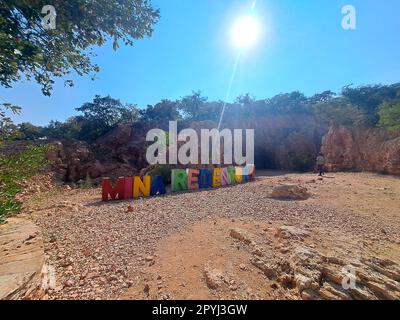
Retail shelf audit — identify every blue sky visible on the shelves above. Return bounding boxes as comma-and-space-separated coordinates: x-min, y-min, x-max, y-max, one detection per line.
2, 0, 400, 125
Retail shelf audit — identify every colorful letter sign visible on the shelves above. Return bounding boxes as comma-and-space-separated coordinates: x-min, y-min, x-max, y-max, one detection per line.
101, 165, 255, 201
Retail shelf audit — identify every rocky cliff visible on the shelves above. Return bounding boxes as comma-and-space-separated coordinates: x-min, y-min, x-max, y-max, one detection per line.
321, 125, 400, 175
43, 116, 327, 183
45, 124, 150, 184
4, 121, 399, 185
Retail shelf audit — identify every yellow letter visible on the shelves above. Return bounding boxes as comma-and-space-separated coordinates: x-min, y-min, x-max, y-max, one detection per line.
133, 176, 151, 198
235, 167, 243, 183
212, 168, 222, 188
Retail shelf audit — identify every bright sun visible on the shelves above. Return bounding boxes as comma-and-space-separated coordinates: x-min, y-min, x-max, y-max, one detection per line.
231, 15, 261, 49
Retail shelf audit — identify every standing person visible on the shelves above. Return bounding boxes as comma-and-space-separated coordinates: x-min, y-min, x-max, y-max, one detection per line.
316, 153, 325, 176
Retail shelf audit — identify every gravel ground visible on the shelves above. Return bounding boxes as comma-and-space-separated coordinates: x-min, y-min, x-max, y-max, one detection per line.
25, 173, 400, 300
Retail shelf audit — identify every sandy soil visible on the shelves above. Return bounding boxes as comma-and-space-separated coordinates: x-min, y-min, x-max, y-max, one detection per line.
22, 171, 400, 300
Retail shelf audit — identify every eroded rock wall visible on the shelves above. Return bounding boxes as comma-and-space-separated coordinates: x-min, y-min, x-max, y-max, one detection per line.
321, 125, 400, 175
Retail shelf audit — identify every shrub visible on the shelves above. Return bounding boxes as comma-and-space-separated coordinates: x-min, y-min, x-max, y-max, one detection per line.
148, 165, 172, 185
378, 100, 400, 132
0, 144, 51, 223
81, 173, 93, 189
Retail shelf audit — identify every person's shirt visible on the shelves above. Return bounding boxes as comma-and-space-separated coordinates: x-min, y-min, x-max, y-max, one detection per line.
316, 155, 325, 166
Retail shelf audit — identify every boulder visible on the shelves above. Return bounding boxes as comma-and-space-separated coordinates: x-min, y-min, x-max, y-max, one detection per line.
276, 226, 311, 240
271, 184, 311, 200
204, 266, 224, 289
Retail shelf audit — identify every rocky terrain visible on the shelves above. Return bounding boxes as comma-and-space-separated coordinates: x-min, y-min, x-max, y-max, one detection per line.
16, 171, 400, 300
124, 219, 400, 300
0, 218, 45, 300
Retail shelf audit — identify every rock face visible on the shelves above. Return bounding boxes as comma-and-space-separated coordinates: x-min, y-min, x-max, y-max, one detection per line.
4, 121, 399, 185
321, 125, 400, 175
44, 124, 151, 183
41, 117, 325, 182
270, 184, 311, 200
227, 115, 327, 171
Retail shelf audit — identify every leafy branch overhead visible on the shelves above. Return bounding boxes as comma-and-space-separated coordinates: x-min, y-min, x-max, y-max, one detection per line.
0, 0, 160, 96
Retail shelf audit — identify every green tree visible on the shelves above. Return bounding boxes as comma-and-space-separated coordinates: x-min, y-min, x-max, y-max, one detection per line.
378, 100, 400, 132
235, 93, 255, 106
341, 84, 400, 125
0, 115, 21, 142
75, 95, 127, 140
264, 92, 310, 115
178, 91, 207, 120
0, 101, 21, 129
44, 116, 84, 139
17, 122, 45, 140
308, 91, 336, 105
140, 99, 181, 125
0, 0, 159, 97
120, 103, 141, 124
313, 98, 363, 126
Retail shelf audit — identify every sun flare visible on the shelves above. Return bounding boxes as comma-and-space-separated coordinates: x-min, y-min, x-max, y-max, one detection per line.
230, 15, 261, 49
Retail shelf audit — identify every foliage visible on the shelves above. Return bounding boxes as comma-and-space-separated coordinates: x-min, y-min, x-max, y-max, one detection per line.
0, 101, 21, 119
0, 102, 22, 141
0, 115, 22, 142
140, 99, 181, 125
81, 173, 92, 189
341, 84, 400, 125
4, 83, 400, 146
0, 144, 51, 223
17, 122, 45, 140
148, 164, 172, 184
378, 100, 400, 132
178, 91, 208, 120
44, 117, 84, 139
235, 93, 256, 106
264, 91, 310, 115
0, 0, 160, 96
74, 95, 131, 141
76, 95, 126, 128
120, 104, 141, 124
313, 98, 363, 126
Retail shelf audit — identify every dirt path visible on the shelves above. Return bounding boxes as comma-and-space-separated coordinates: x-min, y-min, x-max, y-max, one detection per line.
263, 171, 400, 221
22, 172, 400, 300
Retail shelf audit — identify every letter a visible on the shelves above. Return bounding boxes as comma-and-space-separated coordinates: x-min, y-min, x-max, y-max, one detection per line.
342, 5, 356, 30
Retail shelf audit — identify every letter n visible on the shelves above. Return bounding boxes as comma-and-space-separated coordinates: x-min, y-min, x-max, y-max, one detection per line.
133, 176, 151, 198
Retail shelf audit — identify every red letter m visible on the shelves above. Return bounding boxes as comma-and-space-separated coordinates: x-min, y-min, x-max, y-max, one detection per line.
102, 177, 125, 201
